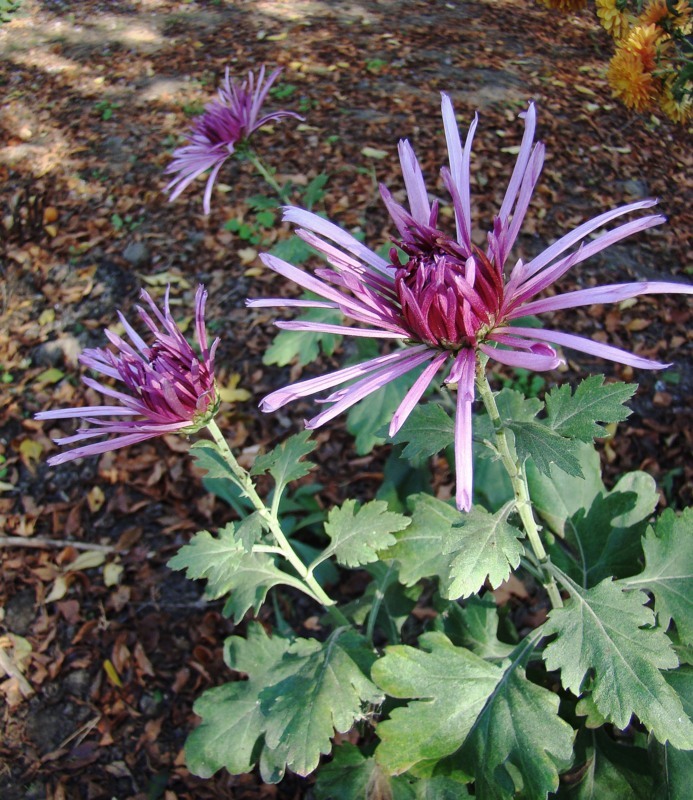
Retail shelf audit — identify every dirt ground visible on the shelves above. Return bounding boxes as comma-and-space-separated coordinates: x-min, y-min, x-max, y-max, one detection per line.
1, 1, 691, 798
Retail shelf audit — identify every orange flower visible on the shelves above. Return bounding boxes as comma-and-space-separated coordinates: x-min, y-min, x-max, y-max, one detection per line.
625, 23, 668, 72
607, 47, 659, 111
596, 0, 634, 40
639, 0, 692, 33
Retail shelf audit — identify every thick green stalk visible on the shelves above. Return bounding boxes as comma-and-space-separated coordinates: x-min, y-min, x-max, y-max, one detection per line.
474, 361, 563, 609
205, 420, 351, 627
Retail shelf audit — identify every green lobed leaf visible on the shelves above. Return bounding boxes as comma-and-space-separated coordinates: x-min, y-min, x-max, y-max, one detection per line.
167, 523, 244, 599
649, 666, 693, 800
220, 550, 307, 623
314, 742, 471, 800
473, 387, 544, 446
562, 728, 653, 800
543, 574, 693, 748
440, 597, 515, 661
390, 403, 455, 462
262, 304, 343, 367
544, 376, 635, 442
259, 628, 384, 776
441, 504, 524, 599
251, 430, 317, 495
235, 511, 265, 552
303, 172, 329, 209
185, 623, 291, 780
323, 499, 410, 567
508, 420, 584, 478
624, 508, 693, 644
458, 635, 576, 800
187, 625, 382, 783
190, 440, 252, 515
372, 631, 503, 774
552, 474, 657, 587
190, 440, 238, 482
380, 493, 458, 589
526, 442, 604, 535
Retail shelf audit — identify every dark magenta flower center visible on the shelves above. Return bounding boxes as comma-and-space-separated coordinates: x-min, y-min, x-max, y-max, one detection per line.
392, 234, 504, 350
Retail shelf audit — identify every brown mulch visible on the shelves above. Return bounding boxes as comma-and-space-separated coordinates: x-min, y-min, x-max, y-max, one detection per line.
1, 1, 691, 798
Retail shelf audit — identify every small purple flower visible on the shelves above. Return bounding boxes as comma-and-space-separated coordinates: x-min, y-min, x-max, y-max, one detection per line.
248, 97, 692, 511
36, 286, 219, 466
165, 65, 303, 214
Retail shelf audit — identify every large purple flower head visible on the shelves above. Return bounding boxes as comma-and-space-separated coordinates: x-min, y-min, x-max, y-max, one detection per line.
36, 286, 219, 466
248, 96, 692, 511
165, 65, 303, 213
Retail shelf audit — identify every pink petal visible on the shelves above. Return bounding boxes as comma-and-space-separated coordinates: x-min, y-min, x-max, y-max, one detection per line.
275, 320, 407, 338
509, 280, 693, 318
305, 349, 436, 429
499, 326, 671, 370
389, 351, 449, 436
259, 345, 430, 412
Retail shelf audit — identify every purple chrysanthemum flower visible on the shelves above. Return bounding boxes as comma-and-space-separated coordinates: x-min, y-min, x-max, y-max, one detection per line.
248, 97, 692, 511
165, 65, 303, 214
36, 286, 219, 466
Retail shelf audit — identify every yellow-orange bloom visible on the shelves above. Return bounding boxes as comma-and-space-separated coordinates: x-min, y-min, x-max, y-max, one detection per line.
607, 48, 659, 111
659, 77, 693, 123
540, 0, 588, 10
596, 0, 634, 40
625, 23, 668, 72
639, 0, 692, 33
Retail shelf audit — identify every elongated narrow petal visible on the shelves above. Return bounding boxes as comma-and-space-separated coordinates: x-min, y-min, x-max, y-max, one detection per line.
500, 326, 671, 369
247, 298, 338, 309
521, 198, 661, 280
306, 349, 437, 430
498, 102, 536, 225
510, 280, 693, 317
36, 405, 141, 420
275, 321, 407, 338
259, 346, 430, 413
398, 140, 431, 225
282, 206, 392, 274
46, 432, 163, 466
480, 340, 562, 371
389, 352, 449, 436
507, 214, 667, 311
451, 348, 476, 512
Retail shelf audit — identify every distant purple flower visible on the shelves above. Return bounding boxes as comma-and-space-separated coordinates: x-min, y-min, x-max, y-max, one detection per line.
165, 65, 303, 213
36, 286, 219, 466
248, 97, 693, 511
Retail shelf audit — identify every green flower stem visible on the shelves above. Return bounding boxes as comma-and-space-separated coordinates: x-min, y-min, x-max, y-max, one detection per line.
205, 420, 351, 627
474, 360, 564, 609
245, 150, 289, 202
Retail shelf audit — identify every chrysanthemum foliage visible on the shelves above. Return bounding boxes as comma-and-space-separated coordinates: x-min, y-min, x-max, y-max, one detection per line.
35, 68, 693, 798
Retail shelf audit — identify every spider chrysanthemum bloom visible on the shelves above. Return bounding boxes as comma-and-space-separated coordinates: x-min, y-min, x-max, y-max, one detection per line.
596, 0, 634, 39
36, 286, 220, 465
248, 98, 692, 511
165, 65, 303, 214
607, 46, 659, 110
